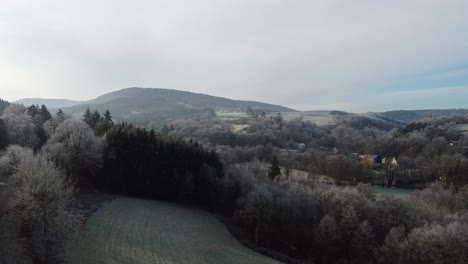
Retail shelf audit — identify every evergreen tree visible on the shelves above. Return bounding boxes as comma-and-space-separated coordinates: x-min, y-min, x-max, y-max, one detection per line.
56, 109, 66, 122
27, 104, 40, 118
268, 155, 281, 180
40, 104, 52, 123
0, 98, 9, 113
99, 122, 223, 206
103, 110, 112, 123
0, 119, 8, 150
161, 124, 170, 135
97, 110, 114, 135
83, 107, 92, 126
91, 110, 101, 128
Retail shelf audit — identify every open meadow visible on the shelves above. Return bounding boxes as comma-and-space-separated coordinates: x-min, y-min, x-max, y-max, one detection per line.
280, 111, 335, 126
65, 198, 281, 264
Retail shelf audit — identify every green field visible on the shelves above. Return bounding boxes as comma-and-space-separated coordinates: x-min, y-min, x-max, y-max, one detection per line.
65, 198, 281, 264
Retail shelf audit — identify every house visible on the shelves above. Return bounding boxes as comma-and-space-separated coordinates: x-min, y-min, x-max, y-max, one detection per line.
382, 157, 398, 167
297, 143, 306, 153
360, 154, 383, 164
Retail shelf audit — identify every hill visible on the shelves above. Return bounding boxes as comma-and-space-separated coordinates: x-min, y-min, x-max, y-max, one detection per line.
61, 88, 295, 127
14, 98, 83, 109
65, 198, 281, 264
379, 109, 468, 123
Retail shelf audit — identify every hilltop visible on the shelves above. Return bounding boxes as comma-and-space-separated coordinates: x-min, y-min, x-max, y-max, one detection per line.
58, 87, 295, 126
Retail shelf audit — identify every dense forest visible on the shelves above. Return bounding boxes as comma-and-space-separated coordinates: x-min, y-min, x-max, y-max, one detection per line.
1, 98, 468, 264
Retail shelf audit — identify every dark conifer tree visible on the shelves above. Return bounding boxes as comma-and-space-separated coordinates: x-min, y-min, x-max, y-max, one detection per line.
83, 107, 92, 126
40, 104, 52, 123
91, 110, 101, 128
268, 155, 281, 180
161, 124, 170, 135
0, 98, 9, 113
99, 122, 223, 207
56, 109, 66, 122
0, 119, 8, 150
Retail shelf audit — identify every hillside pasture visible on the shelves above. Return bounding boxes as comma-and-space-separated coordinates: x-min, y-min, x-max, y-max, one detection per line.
280, 111, 335, 126
65, 198, 281, 264
457, 124, 468, 135
373, 186, 414, 197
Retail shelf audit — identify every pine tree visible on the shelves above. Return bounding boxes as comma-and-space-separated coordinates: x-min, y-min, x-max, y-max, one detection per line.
161, 124, 170, 135
103, 110, 112, 123
83, 107, 92, 126
56, 109, 65, 122
268, 155, 281, 180
27, 104, 40, 117
0, 119, 8, 150
40, 104, 52, 123
91, 110, 101, 128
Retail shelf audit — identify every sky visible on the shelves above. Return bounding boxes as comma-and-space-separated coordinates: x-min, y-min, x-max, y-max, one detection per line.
1, 0, 468, 112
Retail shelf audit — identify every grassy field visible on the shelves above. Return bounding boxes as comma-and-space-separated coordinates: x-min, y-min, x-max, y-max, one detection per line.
65, 198, 281, 264
373, 186, 414, 197
216, 110, 335, 126
280, 111, 335, 126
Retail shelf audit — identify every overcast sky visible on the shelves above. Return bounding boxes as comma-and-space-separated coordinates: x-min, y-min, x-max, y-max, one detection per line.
1, 0, 467, 112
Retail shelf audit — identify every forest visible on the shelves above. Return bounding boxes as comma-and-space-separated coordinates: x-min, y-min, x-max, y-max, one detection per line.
1, 98, 468, 264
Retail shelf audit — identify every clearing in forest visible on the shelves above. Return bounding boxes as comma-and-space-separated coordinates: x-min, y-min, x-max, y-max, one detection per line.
65, 198, 281, 264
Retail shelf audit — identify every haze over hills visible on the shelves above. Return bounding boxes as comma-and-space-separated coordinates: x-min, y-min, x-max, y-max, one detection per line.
12, 88, 468, 128
14, 98, 83, 109
379, 109, 468, 123
55, 88, 296, 126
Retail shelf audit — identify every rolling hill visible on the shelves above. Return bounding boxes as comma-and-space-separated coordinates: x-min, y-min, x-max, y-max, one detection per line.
59, 88, 295, 127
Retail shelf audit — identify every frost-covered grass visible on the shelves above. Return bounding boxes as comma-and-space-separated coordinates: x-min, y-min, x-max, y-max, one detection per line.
65, 198, 281, 264
374, 186, 414, 197
280, 111, 335, 126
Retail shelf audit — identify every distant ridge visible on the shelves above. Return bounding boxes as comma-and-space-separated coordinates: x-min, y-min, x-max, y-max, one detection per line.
14, 98, 83, 109
59, 87, 296, 127
379, 109, 468, 123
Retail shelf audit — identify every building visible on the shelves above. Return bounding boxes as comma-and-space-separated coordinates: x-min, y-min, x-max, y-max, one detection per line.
382, 157, 398, 167
360, 154, 383, 164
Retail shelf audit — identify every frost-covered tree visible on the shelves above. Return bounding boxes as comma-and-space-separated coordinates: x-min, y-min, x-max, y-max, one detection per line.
0, 104, 38, 147
12, 152, 82, 263
43, 117, 103, 183
376, 227, 405, 264
352, 221, 376, 261
398, 222, 468, 264
43, 109, 69, 138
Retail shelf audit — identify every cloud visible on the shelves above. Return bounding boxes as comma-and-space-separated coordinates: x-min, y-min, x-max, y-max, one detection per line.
388, 86, 468, 97
0, 0, 467, 111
